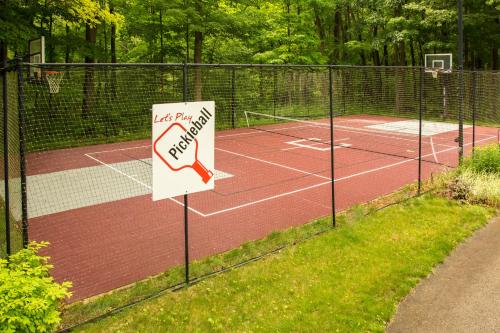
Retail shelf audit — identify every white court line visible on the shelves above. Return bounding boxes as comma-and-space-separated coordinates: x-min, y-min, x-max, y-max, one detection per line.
329, 135, 497, 183
215, 147, 331, 180
217, 124, 314, 139
87, 145, 151, 156
334, 118, 385, 124
201, 181, 332, 217
86, 121, 456, 157
84, 153, 207, 217
203, 134, 497, 216
84, 134, 497, 218
334, 126, 455, 148
430, 137, 439, 163
281, 138, 351, 151
241, 114, 457, 148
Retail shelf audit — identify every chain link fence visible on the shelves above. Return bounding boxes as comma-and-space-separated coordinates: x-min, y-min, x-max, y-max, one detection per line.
1, 63, 498, 325
1, 65, 27, 257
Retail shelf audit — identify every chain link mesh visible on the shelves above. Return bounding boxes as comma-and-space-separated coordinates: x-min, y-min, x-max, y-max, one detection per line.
1, 64, 498, 308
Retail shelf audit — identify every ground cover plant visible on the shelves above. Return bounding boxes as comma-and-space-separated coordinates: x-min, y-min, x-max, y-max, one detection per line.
64, 194, 494, 332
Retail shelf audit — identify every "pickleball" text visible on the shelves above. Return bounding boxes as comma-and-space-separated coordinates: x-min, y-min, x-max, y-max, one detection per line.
168, 107, 213, 160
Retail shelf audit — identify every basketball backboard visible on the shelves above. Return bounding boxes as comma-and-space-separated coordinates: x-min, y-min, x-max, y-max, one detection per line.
424, 53, 452, 73
28, 36, 45, 80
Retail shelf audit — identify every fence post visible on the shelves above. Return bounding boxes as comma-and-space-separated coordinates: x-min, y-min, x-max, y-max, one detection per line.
273, 70, 277, 119
471, 71, 477, 152
2, 60, 11, 256
418, 67, 424, 195
329, 66, 336, 227
16, 59, 29, 247
231, 67, 236, 129
182, 63, 190, 285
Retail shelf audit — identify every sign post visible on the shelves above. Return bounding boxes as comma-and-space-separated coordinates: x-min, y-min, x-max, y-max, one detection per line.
152, 101, 215, 284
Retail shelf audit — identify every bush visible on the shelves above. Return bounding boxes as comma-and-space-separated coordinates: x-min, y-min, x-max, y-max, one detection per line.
461, 144, 500, 174
444, 144, 500, 207
448, 169, 500, 207
0, 242, 72, 333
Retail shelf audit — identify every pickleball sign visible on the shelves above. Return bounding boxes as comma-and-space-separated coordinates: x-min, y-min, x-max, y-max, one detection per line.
152, 101, 215, 201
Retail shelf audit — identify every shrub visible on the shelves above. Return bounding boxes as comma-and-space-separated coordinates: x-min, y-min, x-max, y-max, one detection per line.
461, 144, 500, 174
0, 242, 72, 333
444, 144, 500, 207
450, 169, 500, 207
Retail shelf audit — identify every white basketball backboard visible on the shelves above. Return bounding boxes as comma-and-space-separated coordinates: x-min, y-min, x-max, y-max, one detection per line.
28, 36, 45, 79
425, 53, 452, 73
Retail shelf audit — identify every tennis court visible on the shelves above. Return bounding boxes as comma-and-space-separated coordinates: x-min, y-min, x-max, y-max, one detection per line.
24, 113, 498, 300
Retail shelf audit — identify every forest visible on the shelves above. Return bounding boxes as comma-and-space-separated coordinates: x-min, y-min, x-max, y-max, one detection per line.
1, 0, 499, 69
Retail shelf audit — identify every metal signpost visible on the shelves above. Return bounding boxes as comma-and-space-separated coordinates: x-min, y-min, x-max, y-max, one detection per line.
152, 101, 215, 284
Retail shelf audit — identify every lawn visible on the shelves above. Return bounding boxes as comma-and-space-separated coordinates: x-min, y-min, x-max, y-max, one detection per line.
70, 195, 494, 332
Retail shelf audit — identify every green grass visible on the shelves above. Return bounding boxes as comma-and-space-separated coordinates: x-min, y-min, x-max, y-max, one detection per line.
67, 195, 494, 332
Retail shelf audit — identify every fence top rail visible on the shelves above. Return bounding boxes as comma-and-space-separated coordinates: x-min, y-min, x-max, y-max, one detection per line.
28, 62, 423, 70
1, 63, 19, 73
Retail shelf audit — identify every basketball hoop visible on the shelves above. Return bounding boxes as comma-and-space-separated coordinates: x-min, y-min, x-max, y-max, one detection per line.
424, 53, 453, 80
45, 71, 64, 94
429, 68, 448, 79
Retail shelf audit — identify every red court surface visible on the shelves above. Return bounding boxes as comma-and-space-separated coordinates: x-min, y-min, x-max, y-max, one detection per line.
27, 115, 499, 301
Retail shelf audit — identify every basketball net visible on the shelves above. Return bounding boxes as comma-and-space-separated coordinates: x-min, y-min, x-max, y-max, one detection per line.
431, 68, 445, 79
45, 71, 64, 94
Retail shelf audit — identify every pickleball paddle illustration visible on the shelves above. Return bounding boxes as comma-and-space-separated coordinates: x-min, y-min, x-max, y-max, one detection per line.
153, 122, 214, 184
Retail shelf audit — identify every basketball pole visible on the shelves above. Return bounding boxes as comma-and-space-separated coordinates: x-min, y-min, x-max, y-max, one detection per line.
457, 0, 464, 162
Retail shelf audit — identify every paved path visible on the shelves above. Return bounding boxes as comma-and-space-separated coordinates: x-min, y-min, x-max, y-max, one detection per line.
387, 216, 500, 333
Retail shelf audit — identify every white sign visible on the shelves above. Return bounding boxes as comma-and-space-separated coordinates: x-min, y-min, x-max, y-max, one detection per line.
152, 101, 215, 201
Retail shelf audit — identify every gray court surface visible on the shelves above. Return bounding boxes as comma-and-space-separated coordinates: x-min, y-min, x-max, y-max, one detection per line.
1, 159, 233, 219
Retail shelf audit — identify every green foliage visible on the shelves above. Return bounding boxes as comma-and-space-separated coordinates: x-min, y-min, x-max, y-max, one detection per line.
3, 0, 497, 68
0, 242, 72, 333
461, 144, 500, 175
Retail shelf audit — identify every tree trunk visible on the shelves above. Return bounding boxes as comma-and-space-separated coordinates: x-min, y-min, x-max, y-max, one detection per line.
110, 3, 116, 63
159, 8, 164, 62
313, 7, 326, 57
1, 40, 6, 66
372, 26, 380, 66
418, 41, 424, 66
358, 34, 366, 66
393, 4, 406, 66
410, 40, 416, 67
48, 14, 55, 62
65, 24, 70, 63
82, 24, 97, 125
333, 10, 342, 63
286, 1, 291, 54
383, 44, 389, 66
492, 48, 499, 70
194, 31, 203, 101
